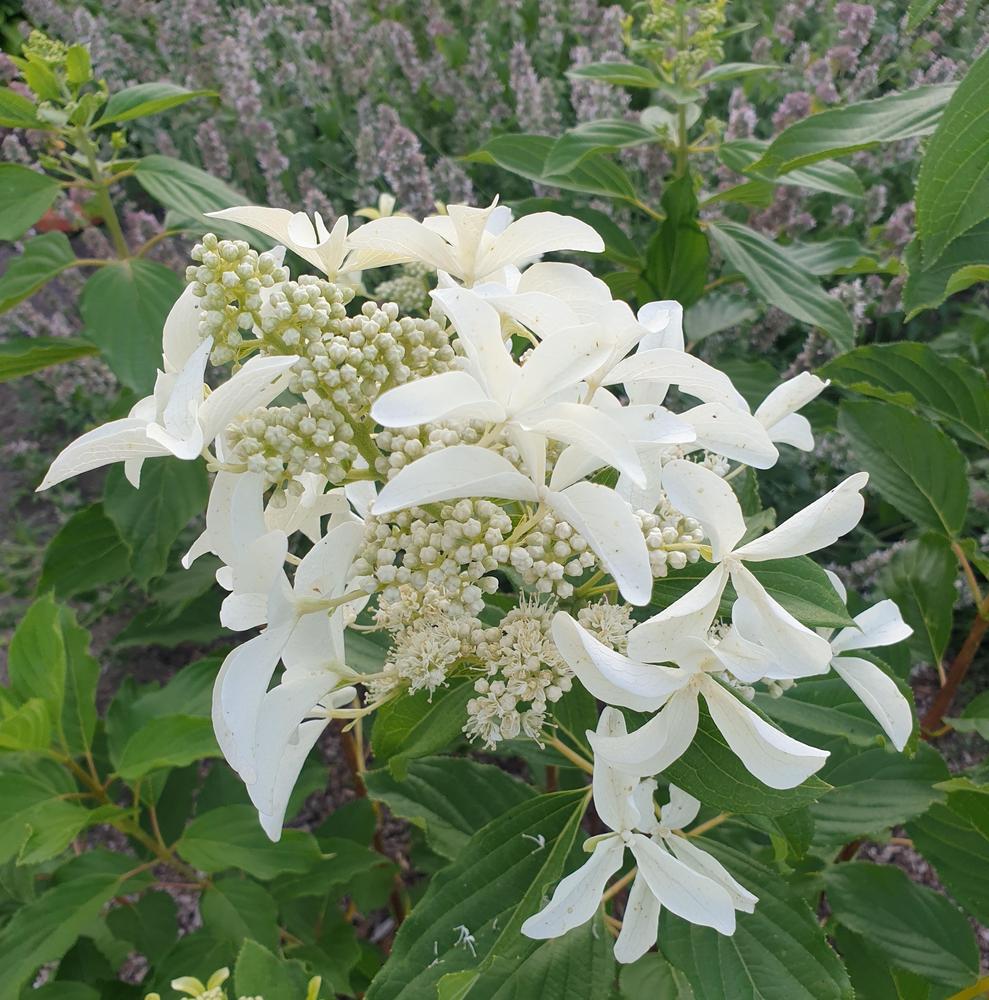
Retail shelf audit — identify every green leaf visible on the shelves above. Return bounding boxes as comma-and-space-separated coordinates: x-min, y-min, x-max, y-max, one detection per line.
133, 155, 261, 244
682, 293, 755, 343
371, 680, 473, 778
810, 743, 949, 849
0, 164, 61, 241
915, 49, 989, 265
104, 890, 178, 965
0, 232, 75, 313
64, 45, 92, 86
57, 605, 100, 756
545, 119, 657, 175
364, 757, 534, 860
467, 134, 638, 201
947, 690, 989, 738
0, 87, 41, 128
696, 62, 777, 84
831, 926, 932, 1000
663, 703, 831, 817
907, 0, 940, 29
718, 139, 865, 200
708, 222, 854, 349
909, 780, 989, 924
0, 336, 98, 383
0, 853, 148, 1000
0, 698, 51, 751
79, 258, 183, 394
620, 953, 695, 998
645, 172, 709, 306
823, 341, 989, 449
750, 85, 956, 175
0, 760, 76, 863
660, 840, 852, 1000
902, 220, 989, 318
234, 939, 310, 1000
825, 862, 979, 989
365, 790, 587, 1000
103, 457, 209, 588
8, 593, 66, 719
177, 805, 323, 879
94, 82, 216, 125
838, 400, 969, 536
879, 535, 957, 667
565, 62, 662, 88
39, 503, 130, 598
115, 715, 221, 780
782, 239, 875, 276
269, 836, 394, 901
201, 877, 280, 951
746, 557, 854, 629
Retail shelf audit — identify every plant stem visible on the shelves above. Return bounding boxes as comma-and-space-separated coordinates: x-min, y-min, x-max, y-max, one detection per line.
601, 868, 637, 903
921, 594, 989, 734
547, 736, 594, 775
947, 974, 989, 1000
687, 813, 730, 837
953, 541, 985, 608
74, 126, 129, 258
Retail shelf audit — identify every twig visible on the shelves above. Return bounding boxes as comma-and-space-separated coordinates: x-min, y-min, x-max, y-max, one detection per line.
547, 736, 594, 775
687, 813, 730, 837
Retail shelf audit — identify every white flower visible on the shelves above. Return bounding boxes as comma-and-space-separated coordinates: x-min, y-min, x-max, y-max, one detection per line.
345, 199, 604, 286
651, 459, 869, 677
211, 519, 366, 839
552, 601, 830, 788
753, 372, 828, 451
822, 572, 914, 750
207, 205, 358, 284
38, 339, 299, 490
371, 444, 653, 605
521, 709, 751, 962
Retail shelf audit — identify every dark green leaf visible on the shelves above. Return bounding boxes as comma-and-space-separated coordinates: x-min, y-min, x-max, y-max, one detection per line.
750, 85, 956, 175
839, 400, 969, 536
39, 504, 130, 598
365, 757, 534, 860
371, 680, 473, 778
201, 877, 280, 951
620, 953, 695, 998
565, 62, 662, 88
915, 49, 989, 265
79, 258, 183, 393
103, 457, 209, 588
177, 805, 323, 879
57, 605, 100, 756
0, 336, 98, 382
947, 690, 989, 738
708, 222, 854, 349
104, 891, 178, 965
902, 220, 989, 318
545, 119, 657, 175
94, 82, 216, 125
782, 239, 875, 276
825, 862, 979, 989
645, 172, 709, 306
365, 790, 587, 1000
823, 341, 989, 448
0, 232, 75, 313
0, 164, 61, 241
116, 715, 220, 780
879, 535, 958, 667
234, 939, 310, 1000
718, 139, 865, 199
661, 840, 852, 999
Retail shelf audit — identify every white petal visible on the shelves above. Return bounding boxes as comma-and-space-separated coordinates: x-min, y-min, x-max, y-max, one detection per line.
729, 565, 834, 679
371, 371, 504, 427
831, 655, 913, 751
517, 261, 612, 307
681, 402, 779, 470
198, 353, 299, 444
212, 624, 292, 781
831, 599, 913, 654
592, 708, 641, 833
629, 834, 736, 934
346, 216, 461, 273
754, 372, 826, 430
627, 565, 729, 661
631, 778, 660, 835
701, 679, 828, 789
606, 348, 746, 409
552, 612, 684, 712
372, 446, 538, 514
520, 836, 624, 940
589, 688, 700, 776
162, 284, 205, 373
614, 873, 662, 964
661, 460, 746, 562
520, 402, 645, 487
207, 205, 331, 275
431, 286, 519, 401
662, 785, 701, 831
447, 202, 500, 279
184, 471, 266, 570
824, 568, 848, 605
480, 289, 581, 339
766, 412, 815, 451
610, 403, 696, 446
156, 337, 212, 456
509, 325, 612, 415
294, 518, 365, 600
734, 472, 868, 562
257, 717, 327, 842
667, 836, 757, 912
637, 300, 684, 351
478, 212, 605, 278
550, 482, 653, 605
38, 418, 168, 490
282, 611, 346, 674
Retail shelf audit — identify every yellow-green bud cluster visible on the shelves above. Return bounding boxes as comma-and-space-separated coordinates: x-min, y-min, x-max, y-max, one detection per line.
372, 261, 432, 315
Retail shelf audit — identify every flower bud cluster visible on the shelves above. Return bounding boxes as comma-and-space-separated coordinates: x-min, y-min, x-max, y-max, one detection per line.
187, 234, 288, 364
350, 499, 513, 616
374, 420, 488, 480
508, 511, 597, 599
637, 502, 705, 578
371, 261, 432, 314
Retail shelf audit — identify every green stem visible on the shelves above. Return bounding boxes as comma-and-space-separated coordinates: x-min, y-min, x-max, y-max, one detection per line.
73, 126, 129, 258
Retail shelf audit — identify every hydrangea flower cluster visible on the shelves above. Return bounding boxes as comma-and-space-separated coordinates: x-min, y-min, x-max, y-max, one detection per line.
40, 197, 913, 963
